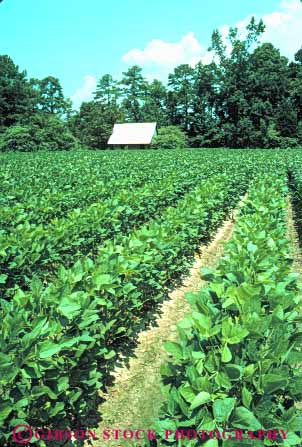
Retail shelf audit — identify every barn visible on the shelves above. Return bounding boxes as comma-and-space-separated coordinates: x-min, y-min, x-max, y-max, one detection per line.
107, 122, 157, 149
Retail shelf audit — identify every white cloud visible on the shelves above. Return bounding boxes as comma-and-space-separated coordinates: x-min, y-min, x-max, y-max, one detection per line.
71, 0, 302, 108
123, 31, 204, 67
231, 1, 301, 59
121, 0, 302, 83
218, 0, 302, 58
71, 75, 97, 109
280, 0, 301, 11
122, 31, 213, 81
259, 0, 302, 59
262, 11, 290, 27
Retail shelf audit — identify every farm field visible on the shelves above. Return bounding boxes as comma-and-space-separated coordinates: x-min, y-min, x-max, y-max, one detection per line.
1, 148, 302, 447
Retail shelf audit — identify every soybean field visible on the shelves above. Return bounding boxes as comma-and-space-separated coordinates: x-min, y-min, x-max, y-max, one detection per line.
1, 148, 302, 447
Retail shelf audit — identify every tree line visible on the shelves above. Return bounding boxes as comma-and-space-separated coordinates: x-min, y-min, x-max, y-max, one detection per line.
1, 17, 302, 150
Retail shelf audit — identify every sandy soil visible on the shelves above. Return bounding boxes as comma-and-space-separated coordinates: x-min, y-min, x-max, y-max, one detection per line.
286, 197, 302, 279
90, 204, 243, 447
85, 197, 302, 447
286, 197, 302, 414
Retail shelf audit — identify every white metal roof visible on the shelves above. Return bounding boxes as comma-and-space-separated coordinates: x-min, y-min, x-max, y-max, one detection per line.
108, 122, 157, 145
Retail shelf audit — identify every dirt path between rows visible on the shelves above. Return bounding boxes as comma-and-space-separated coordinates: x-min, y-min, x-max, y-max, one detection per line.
286, 198, 302, 415
287, 197, 302, 280
90, 205, 242, 447
86, 197, 301, 447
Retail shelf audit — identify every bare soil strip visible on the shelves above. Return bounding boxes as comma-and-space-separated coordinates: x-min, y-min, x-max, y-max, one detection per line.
286, 198, 302, 414
287, 197, 302, 279
86, 197, 302, 447
91, 206, 241, 447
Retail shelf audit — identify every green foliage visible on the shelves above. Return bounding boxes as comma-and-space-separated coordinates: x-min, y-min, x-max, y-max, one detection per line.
167, 64, 195, 133
288, 162, 302, 247
0, 125, 37, 152
152, 174, 302, 446
0, 56, 75, 151
265, 122, 281, 148
0, 115, 79, 152
33, 76, 69, 116
120, 65, 148, 122
0, 169, 210, 297
2, 150, 228, 228
142, 79, 168, 127
2, 15, 302, 149
151, 126, 188, 149
0, 162, 248, 445
94, 74, 121, 106
1, 149, 302, 446
0, 55, 36, 128
32, 114, 79, 151
69, 100, 123, 149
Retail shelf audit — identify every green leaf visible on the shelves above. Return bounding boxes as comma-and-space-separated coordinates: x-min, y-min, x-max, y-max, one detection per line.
178, 315, 193, 330
227, 326, 249, 344
203, 440, 218, 447
160, 363, 173, 377
224, 364, 242, 381
49, 402, 65, 417
283, 432, 301, 446
190, 391, 211, 410
59, 337, 80, 349
201, 268, 214, 281
38, 341, 61, 358
192, 312, 212, 330
0, 274, 7, 284
262, 374, 288, 393
0, 367, 19, 384
0, 353, 12, 368
31, 385, 57, 400
247, 241, 257, 253
104, 350, 115, 359
14, 398, 29, 409
94, 274, 112, 287
242, 386, 252, 408
222, 345, 232, 363
58, 296, 81, 318
244, 364, 255, 377
231, 406, 262, 430
215, 372, 232, 389
164, 341, 183, 360
179, 384, 195, 404
213, 398, 236, 422
192, 351, 204, 360
57, 377, 69, 392
0, 403, 13, 424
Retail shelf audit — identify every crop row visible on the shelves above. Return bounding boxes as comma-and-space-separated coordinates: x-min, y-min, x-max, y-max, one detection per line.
0, 149, 271, 228
151, 173, 302, 447
0, 150, 214, 210
0, 153, 231, 232
288, 163, 302, 248
0, 172, 247, 446
0, 165, 169, 229
0, 169, 212, 298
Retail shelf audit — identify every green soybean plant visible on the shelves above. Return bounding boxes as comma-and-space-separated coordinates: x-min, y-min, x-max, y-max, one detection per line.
152, 174, 302, 447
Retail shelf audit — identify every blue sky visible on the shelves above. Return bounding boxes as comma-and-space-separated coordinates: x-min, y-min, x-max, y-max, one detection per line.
1, 0, 301, 107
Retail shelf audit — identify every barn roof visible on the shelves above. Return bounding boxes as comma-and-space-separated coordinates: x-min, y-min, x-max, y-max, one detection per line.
108, 122, 157, 145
